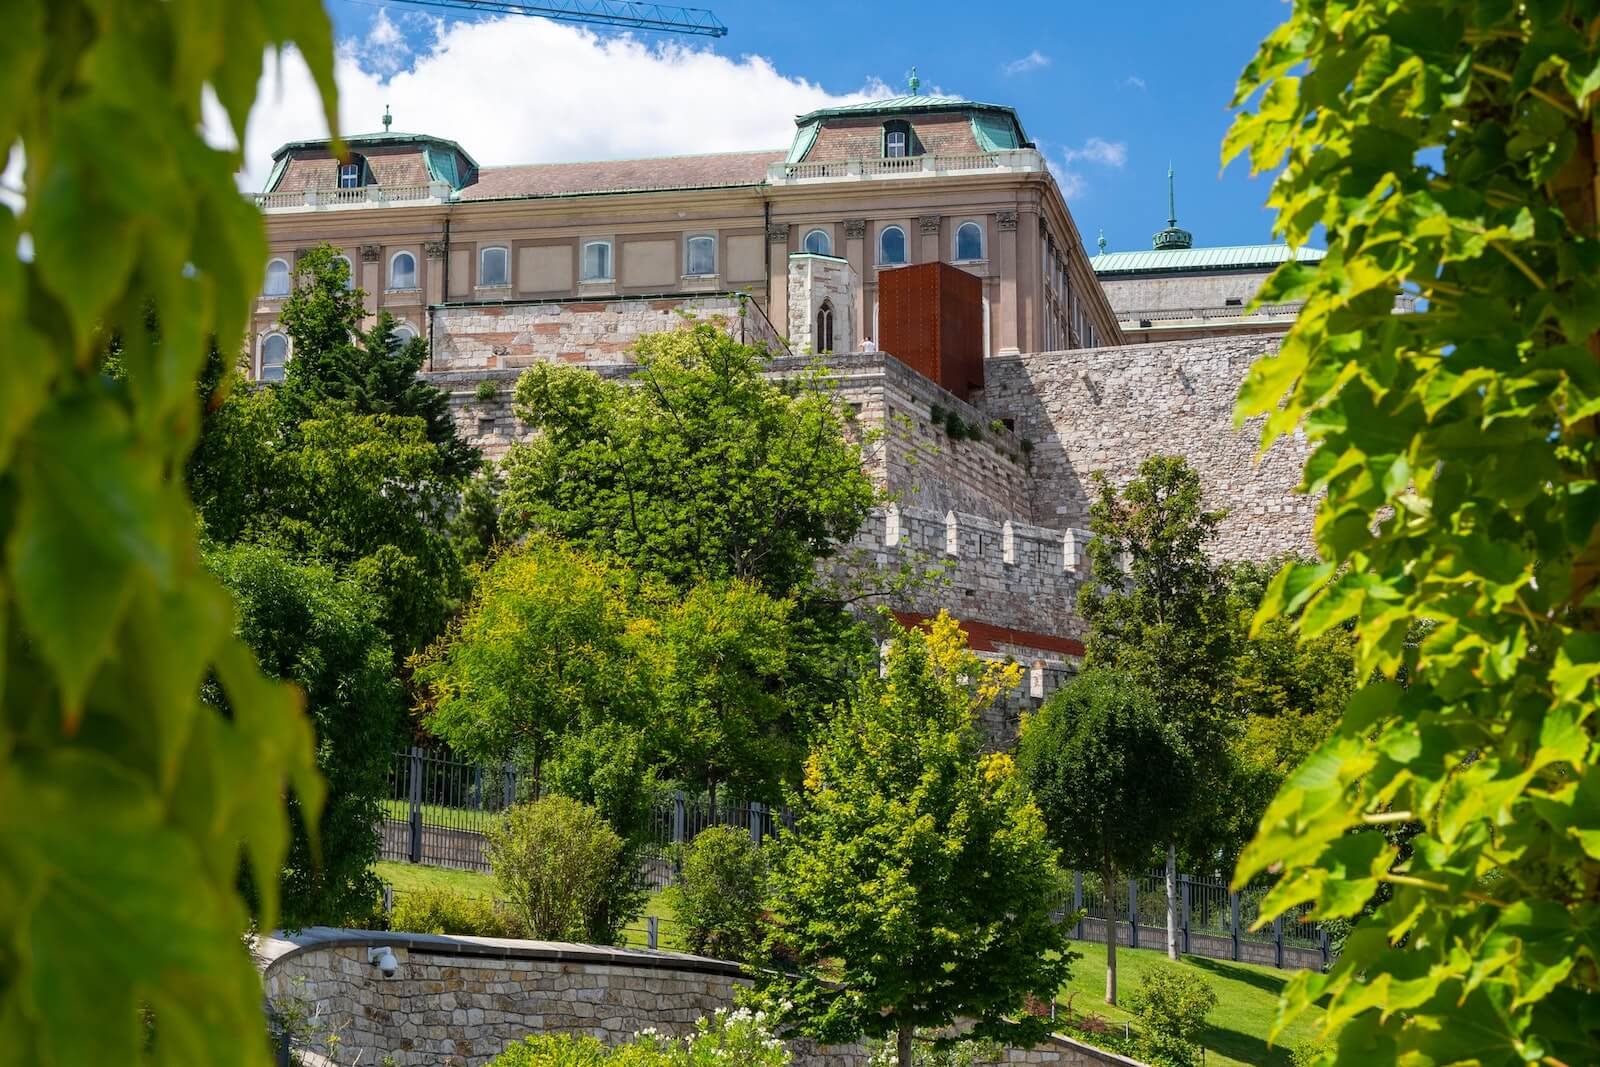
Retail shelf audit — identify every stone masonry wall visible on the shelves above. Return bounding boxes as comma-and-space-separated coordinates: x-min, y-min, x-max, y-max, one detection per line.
257, 929, 1143, 1067
978, 338, 1315, 560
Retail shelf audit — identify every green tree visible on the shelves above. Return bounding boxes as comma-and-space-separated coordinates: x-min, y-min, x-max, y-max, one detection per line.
500, 322, 874, 595
0, 2, 336, 1061
1017, 670, 1193, 1005
207, 543, 403, 927
1226, 3, 1600, 1061
757, 613, 1071, 1067
1078, 455, 1229, 958
415, 537, 649, 780
654, 579, 796, 807
669, 824, 769, 961
278, 243, 478, 480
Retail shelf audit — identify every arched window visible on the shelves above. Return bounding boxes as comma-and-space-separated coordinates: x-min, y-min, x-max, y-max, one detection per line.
389, 251, 417, 290
333, 254, 356, 290
802, 228, 832, 256
955, 221, 984, 262
878, 225, 907, 266
581, 240, 612, 281
883, 119, 913, 159
392, 321, 418, 349
480, 246, 509, 287
259, 333, 289, 382
263, 258, 290, 297
816, 299, 835, 354
685, 235, 716, 276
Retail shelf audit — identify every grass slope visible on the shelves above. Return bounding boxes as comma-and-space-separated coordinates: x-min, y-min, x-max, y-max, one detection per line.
372, 862, 1321, 1065
1057, 939, 1325, 1067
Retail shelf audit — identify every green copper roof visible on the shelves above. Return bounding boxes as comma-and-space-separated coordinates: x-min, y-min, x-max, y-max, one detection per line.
1089, 244, 1326, 276
791, 95, 1032, 144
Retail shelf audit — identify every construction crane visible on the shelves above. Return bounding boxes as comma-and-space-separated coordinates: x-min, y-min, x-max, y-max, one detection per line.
385, 0, 727, 36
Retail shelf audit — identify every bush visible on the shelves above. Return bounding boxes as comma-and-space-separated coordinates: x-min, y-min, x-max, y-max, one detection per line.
388, 886, 526, 939
669, 825, 767, 961
1126, 965, 1217, 1067
487, 795, 645, 945
488, 1008, 789, 1066
476, 379, 499, 401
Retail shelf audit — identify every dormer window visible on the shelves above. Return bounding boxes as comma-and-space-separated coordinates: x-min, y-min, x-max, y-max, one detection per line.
339, 163, 361, 188
883, 120, 914, 159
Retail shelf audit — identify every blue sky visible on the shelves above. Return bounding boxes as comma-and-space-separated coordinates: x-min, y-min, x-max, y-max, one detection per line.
265, 0, 1292, 254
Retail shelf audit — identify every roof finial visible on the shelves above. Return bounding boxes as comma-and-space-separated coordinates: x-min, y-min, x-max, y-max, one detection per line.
1151, 161, 1194, 251
382, 104, 393, 133
1097, 228, 1107, 254
1167, 161, 1176, 228
908, 66, 920, 95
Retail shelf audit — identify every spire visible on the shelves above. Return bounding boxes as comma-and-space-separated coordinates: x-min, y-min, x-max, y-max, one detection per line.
382, 105, 393, 133
908, 66, 920, 95
1151, 162, 1193, 251
1097, 229, 1107, 254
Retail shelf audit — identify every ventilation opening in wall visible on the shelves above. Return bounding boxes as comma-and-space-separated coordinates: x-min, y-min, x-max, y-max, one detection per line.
1225, 297, 1244, 307
1139, 318, 1153, 328
1001, 417, 1015, 432
478, 417, 496, 436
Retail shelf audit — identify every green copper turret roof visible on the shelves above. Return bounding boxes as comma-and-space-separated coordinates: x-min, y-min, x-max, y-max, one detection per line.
269, 131, 480, 170
791, 94, 1033, 146
1151, 163, 1193, 251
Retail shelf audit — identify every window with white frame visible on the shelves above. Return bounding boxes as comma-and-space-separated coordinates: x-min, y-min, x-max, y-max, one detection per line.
389, 251, 417, 290
480, 246, 510, 288
581, 240, 612, 281
878, 225, 907, 266
264, 258, 290, 297
339, 163, 361, 188
955, 221, 984, 261
685, 235, 716, 276
392, 321, 418, 348
883, 119, 913, 158
802, 228, 832, 256
260, 333, 289, 382
333, 254, 356, 290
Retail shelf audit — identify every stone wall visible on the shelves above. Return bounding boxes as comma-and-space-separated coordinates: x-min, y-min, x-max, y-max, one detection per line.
787, 253, 857, 355
1095, 270, 1276, 316
978, 338, 1315, 560
256, 928, 1142, 1067
428, 294, 775, 374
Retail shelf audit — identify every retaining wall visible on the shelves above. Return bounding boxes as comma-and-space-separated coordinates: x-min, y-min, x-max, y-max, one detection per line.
256, 928, 1142, 1067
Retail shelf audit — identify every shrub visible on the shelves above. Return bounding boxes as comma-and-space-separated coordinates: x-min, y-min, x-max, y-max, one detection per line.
943, 410, 966, 440
866, 1033, 1002, 1066
669, 825, 767, 961
1126, 965, 1217, 1067
488, 1008, 789, 1066
387, 886, 526, 939
487, 795, 645, 945
476, 379, 500, 401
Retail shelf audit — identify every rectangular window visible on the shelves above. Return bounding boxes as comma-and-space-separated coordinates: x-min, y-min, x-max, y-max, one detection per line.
685, 235, 716, 276
886, 131, 907, 158
480, 247, 509, 287
339, 164, 361, 188
581, 241, 612, 281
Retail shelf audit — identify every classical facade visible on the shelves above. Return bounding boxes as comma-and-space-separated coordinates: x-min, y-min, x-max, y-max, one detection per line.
248, 94, 1120, 381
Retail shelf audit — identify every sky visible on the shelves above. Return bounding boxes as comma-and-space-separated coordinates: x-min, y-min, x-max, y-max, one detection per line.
231, 0, 1295, 255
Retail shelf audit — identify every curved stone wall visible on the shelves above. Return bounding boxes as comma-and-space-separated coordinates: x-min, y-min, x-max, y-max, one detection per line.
255, 927, 1139, 1067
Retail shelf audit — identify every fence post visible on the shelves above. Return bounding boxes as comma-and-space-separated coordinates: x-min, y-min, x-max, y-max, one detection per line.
1230, 890, 1241, 962
382, 884, 393, 916
1320, 926, 1330, 971
1274, 914, 1285, 969
647, 916, 659, 951
408, 746, 423, 864
1073, 870, 1084, 940
1128, 879, 1139, 951
672, 791, 686, 845
750, 801, 764, 845
1180, 876, 1191, 956
503, 762, 516, 810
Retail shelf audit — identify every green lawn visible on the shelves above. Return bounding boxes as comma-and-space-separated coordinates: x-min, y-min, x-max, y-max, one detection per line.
1055, 939, 1325, 1067
372, 861, 1321, 1065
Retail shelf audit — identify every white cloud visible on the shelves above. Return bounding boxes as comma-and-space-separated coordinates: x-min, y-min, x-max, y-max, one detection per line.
1063, 137, 1127, 168
1003, 51, 1050, 76
1123, 74, 1147, 90
224, 14, 892, 191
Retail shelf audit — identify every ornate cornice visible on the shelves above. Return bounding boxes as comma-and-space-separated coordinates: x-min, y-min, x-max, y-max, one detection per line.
766, 223, 790, 242
423, 240, 447, 260
918, 214, 942, 235
996, 210, 1019, 232
360, 243, 382, 262
844, 218, 867, 239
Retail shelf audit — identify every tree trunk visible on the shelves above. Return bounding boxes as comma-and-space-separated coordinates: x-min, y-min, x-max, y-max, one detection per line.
1166, 842, 1179, 961
1104, 864, 1119, 1006
897, 1021, 914, 1067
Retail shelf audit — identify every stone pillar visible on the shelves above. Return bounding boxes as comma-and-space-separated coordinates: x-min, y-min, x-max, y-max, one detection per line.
845, 218, 867, 345
1017, 211, 1043, 353
995, 210, 1020, 354
766, 223, 790, 345
423, 240, 446, 308
918, 214, 942, 265
360, 244, 381, 321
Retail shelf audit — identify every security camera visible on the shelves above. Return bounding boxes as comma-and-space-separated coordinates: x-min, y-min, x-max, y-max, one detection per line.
368, 946, 399, 977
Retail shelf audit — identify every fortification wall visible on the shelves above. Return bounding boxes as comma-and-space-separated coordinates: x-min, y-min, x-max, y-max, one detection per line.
256, 928, 1138, 1067
978, 338, 1315, 560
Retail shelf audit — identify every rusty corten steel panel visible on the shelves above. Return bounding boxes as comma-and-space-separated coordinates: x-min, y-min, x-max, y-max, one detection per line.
878, 261, 984, 400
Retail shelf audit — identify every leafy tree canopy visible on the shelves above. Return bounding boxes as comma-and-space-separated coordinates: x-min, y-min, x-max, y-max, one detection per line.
1227, 1, 1600, 1060
500, 321, 875, 595
758, 612, 1072, 1066
1, 1, 337, 1061
207, 542, 403, 928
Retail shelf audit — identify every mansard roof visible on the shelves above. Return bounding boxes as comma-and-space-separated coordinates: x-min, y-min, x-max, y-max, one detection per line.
1089, 244, 1326, 276
461, 149, 785, 200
